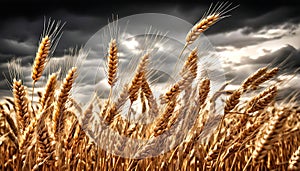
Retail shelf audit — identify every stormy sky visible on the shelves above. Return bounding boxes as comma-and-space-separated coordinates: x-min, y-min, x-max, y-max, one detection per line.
0, 0, 300, 105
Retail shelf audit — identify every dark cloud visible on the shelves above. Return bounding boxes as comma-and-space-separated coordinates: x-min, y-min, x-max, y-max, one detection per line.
223, 45, 300, 87
243, 7, 300, 31
239, 45, 300, 73
0, 0, 299, 101
0, 0, 299, 60
0, 38, 35, 59
210, 33, 270, 49
210, 21, 299, 48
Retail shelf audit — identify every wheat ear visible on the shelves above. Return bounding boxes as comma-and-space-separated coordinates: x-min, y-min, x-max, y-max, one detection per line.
141, 77, 159, 118
241, 66, 268, 91
251, 108, 291, 163
246, 87, 277, 113
179, 2, 236, 58
180, 48, 198, 78
161, 49, 198, 104
250, 67, 279, 90
53, 67, 77, 136
224, 89, 243, 114
152, 98, 177, 137
128, 98, 178, 170
31, 19, 64, 106
40, 73, 57, 110
128, 53, 150, 103
34, 109, 56, 170
127, 53, 149, 119
32, 36, 51, 83
106, 39, 119, 110
107, 39, 118, 87
246, 85, 277, 113
104, 84, 129, 125
13, 79, 30, 134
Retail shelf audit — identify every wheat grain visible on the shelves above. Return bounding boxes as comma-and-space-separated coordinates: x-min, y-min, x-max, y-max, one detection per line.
32, 36, 51, 82
107, 39, 118, 87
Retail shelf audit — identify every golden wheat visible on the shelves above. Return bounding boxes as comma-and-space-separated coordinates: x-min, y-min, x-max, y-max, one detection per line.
0, 4, 299, 171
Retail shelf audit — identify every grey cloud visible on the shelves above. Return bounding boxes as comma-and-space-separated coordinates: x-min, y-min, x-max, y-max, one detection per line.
210, 33, 269, 49
239, 45, 300, 73
209, 22, 299, 49
0, 0, 300, 102
223, 45, 300, 86
223, 64, 269, 85
244, 7, 300, 33
0, 38, 36, 60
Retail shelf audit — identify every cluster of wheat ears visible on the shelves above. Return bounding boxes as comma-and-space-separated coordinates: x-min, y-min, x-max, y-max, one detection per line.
0, 2, 299, 171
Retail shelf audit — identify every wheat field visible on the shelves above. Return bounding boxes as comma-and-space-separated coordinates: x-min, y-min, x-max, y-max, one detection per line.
0, 2, 300, 171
